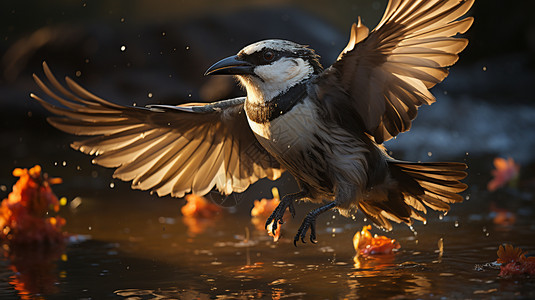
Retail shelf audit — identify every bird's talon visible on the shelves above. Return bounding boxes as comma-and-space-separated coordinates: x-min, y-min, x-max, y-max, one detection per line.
289, 202, 296, 218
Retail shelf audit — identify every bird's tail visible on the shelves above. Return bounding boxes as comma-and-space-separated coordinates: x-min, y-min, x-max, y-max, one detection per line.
358, 161, 468, 230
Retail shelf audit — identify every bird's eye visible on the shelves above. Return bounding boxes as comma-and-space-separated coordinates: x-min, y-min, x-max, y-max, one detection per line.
263, 51, 275, 61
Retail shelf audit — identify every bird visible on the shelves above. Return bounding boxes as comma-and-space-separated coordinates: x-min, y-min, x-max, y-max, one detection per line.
31, 0, 473, 246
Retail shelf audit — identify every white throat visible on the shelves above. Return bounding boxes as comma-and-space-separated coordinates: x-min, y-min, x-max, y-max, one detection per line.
239, 57, 313, 105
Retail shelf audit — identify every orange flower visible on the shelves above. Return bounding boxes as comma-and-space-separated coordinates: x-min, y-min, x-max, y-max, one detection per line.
353, 225, 400, 256
251, 187, 282, 218
180, 194, 222, 235
180, 194, 222, 219
497, 244, 535, 277
0, 165, 66, 245
251, 197, 280, 219
487, 157, 520, 192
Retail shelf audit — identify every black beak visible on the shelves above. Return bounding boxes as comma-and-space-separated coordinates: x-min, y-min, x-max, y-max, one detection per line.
204, 55, 254, 76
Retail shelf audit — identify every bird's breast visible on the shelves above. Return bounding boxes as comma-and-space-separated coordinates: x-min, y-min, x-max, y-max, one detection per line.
246, 98, 319, 157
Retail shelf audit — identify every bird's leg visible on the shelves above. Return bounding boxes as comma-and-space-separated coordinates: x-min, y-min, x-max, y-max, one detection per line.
294, 201, 336, 246
265, 190, 307, 234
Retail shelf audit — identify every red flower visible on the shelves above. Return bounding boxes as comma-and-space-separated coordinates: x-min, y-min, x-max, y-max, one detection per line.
497, 244, 535, 277
353, 225, 400, 256
487, 157, 520, 192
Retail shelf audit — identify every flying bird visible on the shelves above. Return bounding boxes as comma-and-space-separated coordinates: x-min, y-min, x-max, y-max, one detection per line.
31, 0, 473, 245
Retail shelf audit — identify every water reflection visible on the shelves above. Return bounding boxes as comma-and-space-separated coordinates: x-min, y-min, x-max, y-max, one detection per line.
116, 288, 211, 299
351, 253, 397, 272
2, 243, 65, 298
182, 216, 218, 236
345, 254, 432, 298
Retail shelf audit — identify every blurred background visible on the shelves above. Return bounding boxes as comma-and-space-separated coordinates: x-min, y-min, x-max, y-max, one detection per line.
1, 1, 535, 299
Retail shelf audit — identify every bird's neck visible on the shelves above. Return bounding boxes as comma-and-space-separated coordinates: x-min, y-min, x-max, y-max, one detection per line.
244, 81, 308, 123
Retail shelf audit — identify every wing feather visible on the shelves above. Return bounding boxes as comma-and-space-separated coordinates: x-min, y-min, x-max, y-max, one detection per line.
31, 62, 283, 198
323, 0, 474, 143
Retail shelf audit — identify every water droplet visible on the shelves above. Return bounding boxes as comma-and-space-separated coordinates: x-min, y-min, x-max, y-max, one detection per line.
465, 195, 470, 201
185, 46, 190, 50
439, 214, 444, 220
162, 31, 166, 36
427, 151, 433, 157
110, 182, 115, 188
482, 66, 487, 71
120, 17, 125, 23
75, 70, 82, 77
88, 226, 92, 230
454, 221, 459, 228
120, 45, 126, 52
62, 161, 67, 167
148, 92, 153, 98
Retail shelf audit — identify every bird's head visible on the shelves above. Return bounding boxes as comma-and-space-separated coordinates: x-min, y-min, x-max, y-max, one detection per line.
205, 39, 322, 103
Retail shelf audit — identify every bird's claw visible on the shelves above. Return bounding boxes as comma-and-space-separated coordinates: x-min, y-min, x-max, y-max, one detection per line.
265, 198, 296, 234
294, 213, 318, 246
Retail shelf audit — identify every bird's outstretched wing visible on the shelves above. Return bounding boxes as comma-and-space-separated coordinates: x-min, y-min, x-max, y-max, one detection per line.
31, 62, 283, 198
321, 0, 474, 144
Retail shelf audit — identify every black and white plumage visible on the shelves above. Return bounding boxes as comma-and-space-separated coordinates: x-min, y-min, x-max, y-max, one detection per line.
31, 0, 473, 245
